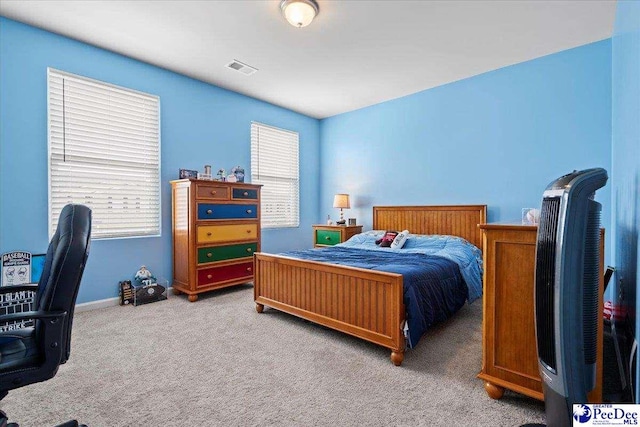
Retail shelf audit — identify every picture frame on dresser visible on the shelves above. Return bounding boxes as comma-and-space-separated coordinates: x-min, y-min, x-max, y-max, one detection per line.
170, 178, 262, 302
179, 169, 198, 179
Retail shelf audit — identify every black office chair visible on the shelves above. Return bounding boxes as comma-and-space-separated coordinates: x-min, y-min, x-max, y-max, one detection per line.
0, 204, 92, 427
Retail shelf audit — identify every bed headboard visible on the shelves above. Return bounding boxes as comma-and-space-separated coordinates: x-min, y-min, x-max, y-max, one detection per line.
372, 205, 487, 250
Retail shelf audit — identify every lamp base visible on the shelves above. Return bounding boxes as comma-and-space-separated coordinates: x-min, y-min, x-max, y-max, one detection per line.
336, 219, 346, 225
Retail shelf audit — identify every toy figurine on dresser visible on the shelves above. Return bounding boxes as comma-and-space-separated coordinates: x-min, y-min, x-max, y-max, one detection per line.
231, 166, 245, 183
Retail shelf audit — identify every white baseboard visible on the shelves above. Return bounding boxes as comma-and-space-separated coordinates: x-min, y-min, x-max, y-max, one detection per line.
75, 287, 173, 312
75, 296, 120, 312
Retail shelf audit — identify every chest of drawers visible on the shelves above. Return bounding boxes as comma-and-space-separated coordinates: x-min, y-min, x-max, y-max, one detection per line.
171, 179, 262, 302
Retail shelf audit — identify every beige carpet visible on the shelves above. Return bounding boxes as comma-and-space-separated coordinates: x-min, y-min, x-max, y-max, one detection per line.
1, 285, 545, 426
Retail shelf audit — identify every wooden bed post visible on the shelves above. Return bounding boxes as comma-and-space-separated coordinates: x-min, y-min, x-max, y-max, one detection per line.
391, 350, 404, 366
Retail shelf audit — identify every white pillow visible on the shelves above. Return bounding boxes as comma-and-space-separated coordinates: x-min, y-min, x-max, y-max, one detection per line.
390, 230, 409, 249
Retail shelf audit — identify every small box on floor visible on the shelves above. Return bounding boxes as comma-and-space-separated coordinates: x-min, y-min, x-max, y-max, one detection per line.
131, 280, 168, 306
119, 266, 168, 306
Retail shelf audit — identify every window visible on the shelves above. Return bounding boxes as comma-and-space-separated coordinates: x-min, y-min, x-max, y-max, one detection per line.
251, 122, 299, 228
47, 68, 160, 239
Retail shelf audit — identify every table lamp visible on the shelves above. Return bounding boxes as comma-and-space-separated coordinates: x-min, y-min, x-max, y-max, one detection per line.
333, 194, 350, 225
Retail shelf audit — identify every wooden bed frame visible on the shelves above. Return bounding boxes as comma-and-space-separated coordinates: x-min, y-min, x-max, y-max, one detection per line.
253, 205, 487, 366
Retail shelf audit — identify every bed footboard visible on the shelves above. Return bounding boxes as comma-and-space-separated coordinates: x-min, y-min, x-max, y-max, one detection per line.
254, 253, 406, 365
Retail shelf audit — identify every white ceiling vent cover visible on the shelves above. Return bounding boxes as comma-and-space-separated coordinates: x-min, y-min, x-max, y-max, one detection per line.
226, 60, 258, 76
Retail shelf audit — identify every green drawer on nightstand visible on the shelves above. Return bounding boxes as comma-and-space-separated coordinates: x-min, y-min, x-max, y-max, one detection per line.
315, 230, 341, 246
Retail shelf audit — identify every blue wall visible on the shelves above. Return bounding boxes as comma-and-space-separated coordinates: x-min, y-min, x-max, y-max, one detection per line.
0, 17, 618, 308
320, 41, 612, 262
0, 17, 320, 303
612, 0, 640, 401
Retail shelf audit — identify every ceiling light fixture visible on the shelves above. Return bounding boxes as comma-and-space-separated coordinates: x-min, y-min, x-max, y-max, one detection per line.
280, 0, 319, 28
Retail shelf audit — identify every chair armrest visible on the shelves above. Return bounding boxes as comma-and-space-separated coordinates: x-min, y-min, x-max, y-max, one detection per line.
0, 310, 66, 325
0, 309, 68, 385
0, 284, 38, 295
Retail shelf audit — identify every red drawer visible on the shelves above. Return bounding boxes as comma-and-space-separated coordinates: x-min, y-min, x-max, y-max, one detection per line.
197, 262, 253, 288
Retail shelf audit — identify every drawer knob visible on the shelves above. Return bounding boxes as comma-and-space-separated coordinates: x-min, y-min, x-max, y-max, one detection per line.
211, 190, 216, 195
207, 232, 212, 236
325, 236, 331, 240
246, 267, 252, 272
246, 209, 252, 214
246, 248, 252, 252
207, 253, 212, 258
207, 274, 212, 279
246, 230, 251, 234
207, 209, 213, 214
243, 192, 249, 196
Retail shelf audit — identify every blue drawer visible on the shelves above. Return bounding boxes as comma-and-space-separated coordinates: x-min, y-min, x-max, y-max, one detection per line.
198, 204, 258, 220
232, 188, 258, 200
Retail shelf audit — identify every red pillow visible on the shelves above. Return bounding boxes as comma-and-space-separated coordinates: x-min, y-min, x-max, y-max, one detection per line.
376, 231, 398, 247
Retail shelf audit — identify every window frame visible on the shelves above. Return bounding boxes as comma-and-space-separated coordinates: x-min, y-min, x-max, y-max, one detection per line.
250, 121, 300, 229
47, 68, 161, 240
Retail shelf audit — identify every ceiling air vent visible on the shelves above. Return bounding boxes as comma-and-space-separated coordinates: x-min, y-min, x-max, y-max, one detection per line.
226, 60, 258, 76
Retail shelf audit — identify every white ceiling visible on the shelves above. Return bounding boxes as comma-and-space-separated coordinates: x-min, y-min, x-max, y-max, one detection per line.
0, 1, 616, 119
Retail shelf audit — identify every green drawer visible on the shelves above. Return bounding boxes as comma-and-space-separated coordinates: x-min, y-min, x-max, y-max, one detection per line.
198, 242, 258, 264
316, 230, 341, 246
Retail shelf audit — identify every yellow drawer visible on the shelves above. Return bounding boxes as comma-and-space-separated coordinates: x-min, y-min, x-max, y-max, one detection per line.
197, 224, 258, 243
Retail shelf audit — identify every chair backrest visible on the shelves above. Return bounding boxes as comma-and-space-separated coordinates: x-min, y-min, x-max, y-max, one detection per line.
35, 204, 92, 363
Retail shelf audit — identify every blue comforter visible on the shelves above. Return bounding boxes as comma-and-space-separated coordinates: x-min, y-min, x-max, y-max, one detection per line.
279, 234, 483, 348
340, 231, 484, 302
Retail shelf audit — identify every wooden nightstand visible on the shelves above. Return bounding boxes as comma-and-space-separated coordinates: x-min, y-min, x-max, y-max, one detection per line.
312, 225, 363, 247
477, 223, 603, 402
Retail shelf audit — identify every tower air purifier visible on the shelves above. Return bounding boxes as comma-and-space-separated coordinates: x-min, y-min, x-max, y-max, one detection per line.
534, 168, 608, 426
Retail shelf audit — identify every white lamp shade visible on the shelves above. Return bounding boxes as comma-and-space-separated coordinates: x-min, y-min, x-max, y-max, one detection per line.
333, 194, 350, 209
281, 0, 319, 28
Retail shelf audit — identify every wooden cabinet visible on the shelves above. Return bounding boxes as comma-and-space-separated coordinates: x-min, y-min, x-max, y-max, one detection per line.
312, 225, 362, 247
477, 224, 603, 402
171, 179, 261, 302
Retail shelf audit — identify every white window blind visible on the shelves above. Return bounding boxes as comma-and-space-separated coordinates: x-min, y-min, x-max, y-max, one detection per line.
251, 122, 299, 228
47, 68, 160, 239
